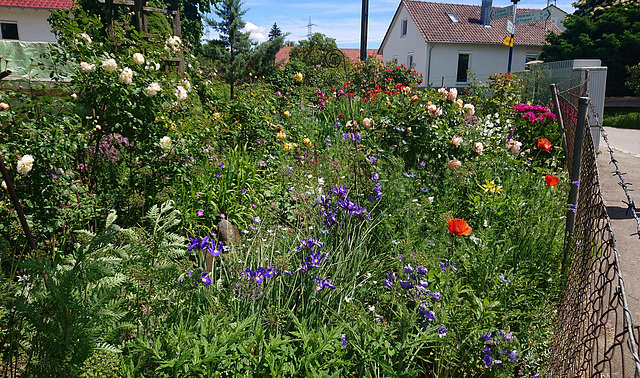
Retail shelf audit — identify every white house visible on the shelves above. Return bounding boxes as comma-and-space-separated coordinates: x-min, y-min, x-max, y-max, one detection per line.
378, 0, 566, 89
0, 0, 72, 42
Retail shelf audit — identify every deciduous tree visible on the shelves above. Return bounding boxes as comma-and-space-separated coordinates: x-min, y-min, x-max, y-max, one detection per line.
540, 0, 640, 96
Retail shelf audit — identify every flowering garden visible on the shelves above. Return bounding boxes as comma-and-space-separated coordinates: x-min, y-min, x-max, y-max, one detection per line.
0, 9, 567, 378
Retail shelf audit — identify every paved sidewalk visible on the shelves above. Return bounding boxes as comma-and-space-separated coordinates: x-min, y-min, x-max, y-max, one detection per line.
597, 127, 640, 327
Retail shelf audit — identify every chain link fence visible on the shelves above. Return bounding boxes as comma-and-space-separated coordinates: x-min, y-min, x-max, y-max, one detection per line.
547, 82, 640, 377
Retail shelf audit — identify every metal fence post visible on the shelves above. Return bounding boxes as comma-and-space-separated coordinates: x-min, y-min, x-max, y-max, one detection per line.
550, 84, 567, 155
563, 97, 589, 272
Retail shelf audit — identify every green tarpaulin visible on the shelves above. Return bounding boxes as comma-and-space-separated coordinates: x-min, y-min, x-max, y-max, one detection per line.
0, 40, 71, 81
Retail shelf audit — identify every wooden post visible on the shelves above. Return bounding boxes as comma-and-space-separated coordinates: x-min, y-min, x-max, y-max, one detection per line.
171, 0, 185, 74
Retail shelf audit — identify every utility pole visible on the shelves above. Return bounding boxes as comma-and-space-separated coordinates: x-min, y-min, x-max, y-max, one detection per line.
507, 0, 519, 73
360, 0, 369, 61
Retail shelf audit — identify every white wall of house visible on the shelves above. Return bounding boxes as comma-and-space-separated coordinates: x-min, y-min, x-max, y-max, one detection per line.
0, 7, 57, 42
381, 5, 428, 72
380, 5, 543, 89
424, 43, 542, 88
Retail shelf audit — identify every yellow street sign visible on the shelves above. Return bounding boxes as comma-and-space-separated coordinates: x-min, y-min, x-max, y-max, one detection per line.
503, 36, 514, 47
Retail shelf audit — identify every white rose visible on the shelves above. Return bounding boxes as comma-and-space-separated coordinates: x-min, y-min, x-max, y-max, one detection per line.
180, 79, 191, 92
119, 67, 133, 84
17, 155, 34, 176
474, 142, 484, 155
133, 53, 145, 65
1, 180, 7, 190
102, 58, 118, 72
146, 82, 161, 96
159, 136, 172, 149
79, 32, 92, 44
175, 85, 187, 102
145, 61, 160, 71
80, 61, 96, 73
165, 36, 181, 52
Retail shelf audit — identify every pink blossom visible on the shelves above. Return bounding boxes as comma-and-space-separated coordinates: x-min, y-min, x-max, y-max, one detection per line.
447, 158, 462, 170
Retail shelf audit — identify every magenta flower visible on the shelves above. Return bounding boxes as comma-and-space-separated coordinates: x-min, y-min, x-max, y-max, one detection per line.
197, 210, 204, 217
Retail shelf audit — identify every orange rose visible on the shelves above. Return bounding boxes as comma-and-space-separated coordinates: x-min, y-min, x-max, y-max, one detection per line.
448, 218, 472, 236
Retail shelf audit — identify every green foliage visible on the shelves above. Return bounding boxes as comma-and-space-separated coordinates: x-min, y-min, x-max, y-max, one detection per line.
289, 33, 339, 68
540, 0, 640, 96
603, 107, 640, 129
1, 18, 571, 376
626, 63, 640, 96
268, 22, 284, 41
204, 0, 284, 99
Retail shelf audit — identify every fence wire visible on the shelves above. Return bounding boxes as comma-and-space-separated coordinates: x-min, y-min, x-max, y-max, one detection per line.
548, 85, 640, 377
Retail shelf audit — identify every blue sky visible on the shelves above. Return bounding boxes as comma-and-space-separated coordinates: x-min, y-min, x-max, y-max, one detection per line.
204, 0, 575, 49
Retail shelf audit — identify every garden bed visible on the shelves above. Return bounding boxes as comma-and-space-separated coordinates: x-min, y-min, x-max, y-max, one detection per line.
1, 9, 568, 377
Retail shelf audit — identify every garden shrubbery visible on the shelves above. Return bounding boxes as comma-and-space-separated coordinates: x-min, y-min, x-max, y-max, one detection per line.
1, 6, 567, 376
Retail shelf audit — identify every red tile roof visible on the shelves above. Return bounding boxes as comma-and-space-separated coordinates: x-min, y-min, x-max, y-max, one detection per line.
0, 0, 72, 9
276, 46, 383, 66
384, 0, 561, 48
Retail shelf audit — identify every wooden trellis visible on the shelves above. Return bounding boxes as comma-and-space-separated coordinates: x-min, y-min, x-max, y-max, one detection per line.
103, 0, 184, 73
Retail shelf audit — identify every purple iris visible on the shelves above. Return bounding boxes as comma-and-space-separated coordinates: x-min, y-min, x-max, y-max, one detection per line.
200, 272, 212, 286
315, 277, 336, 292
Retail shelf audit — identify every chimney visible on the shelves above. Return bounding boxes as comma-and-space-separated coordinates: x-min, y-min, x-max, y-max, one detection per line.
480, 0, 492, 27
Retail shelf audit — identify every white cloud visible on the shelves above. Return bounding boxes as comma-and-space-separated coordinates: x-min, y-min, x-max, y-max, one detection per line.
243, 22, 269, 43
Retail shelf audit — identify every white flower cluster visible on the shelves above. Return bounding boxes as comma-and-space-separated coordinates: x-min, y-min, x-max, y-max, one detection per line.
80, 61, 96, 73
119, 67, 133, 84
145, 61, 160, 71
17, 155, 34, 176
133, 53, 145, 65
102, 58, 118, 72
175, 85, 188, 102
165, 36, 181, 53
78, 32, 92, 44
180, 78, 191, 92
159, 136, 172, 150
146, 82, 161, 96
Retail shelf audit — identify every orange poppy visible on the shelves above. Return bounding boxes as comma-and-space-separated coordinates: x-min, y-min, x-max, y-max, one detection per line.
545, 174, 559, 186
448, 218, 472, 236
537, 138, 552, 152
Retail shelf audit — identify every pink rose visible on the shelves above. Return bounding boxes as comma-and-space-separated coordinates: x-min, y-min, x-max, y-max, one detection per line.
474, 142, 484, 154
451, 136, 462, 148
447, 158, 462, 170
447, 88, 458, 102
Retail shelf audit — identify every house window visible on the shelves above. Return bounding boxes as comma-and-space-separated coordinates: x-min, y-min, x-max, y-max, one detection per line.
525, 53, 538, 64
407, 54, 414, 68
401, 19, 408, 37
1, 22, 19, 40
456, 53, 471, 83
391, 56, 398, 63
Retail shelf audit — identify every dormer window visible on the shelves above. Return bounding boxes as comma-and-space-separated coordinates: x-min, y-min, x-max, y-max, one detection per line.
447, 12, 460, 23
